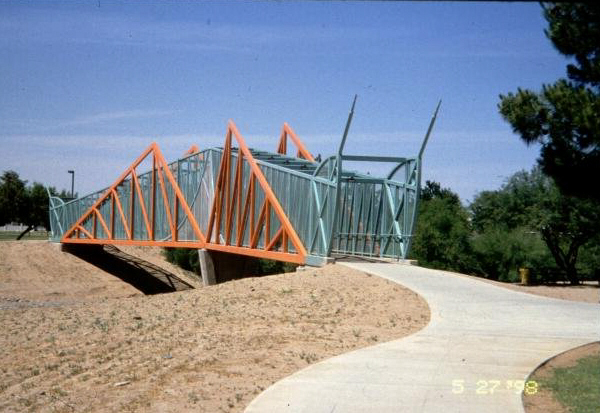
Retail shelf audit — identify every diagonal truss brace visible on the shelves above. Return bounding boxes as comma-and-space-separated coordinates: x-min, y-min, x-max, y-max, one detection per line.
205, 121, 308, 264
277, 122, 315, 162
61, 143, 205, 245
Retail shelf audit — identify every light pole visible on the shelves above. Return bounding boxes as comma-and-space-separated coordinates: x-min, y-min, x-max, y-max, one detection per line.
67, 170, 75, 198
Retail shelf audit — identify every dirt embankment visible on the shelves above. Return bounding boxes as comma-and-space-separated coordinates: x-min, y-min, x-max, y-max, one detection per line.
0, 241, 141, 304
0, 241, 430, 412
0, 242, 201, 307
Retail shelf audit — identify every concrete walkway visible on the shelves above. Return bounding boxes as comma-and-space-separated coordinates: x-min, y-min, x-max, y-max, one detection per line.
245, 263, 600, 413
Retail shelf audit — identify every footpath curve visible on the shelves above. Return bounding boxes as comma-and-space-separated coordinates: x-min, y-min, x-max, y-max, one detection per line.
245, 262, 600, 413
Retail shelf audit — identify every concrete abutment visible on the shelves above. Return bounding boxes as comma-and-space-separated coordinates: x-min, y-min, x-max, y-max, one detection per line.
197, 249, 257, 286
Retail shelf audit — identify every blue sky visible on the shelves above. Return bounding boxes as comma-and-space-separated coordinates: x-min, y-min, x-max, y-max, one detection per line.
0, 1, 568, 203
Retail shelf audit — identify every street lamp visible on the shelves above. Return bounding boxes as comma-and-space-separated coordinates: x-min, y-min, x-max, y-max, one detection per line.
67, 170, 75, 198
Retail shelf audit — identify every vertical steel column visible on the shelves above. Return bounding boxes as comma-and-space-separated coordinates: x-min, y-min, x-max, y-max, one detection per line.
327, 94, 357, 256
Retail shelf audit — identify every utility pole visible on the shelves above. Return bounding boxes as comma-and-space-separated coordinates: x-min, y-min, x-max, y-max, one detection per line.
67, 170, 75, 198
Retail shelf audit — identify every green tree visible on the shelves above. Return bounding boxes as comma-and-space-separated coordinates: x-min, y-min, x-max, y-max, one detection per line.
498, 3, 600, 202
470, 168, 598, 284
471, 169, 548, 233
471, 227, 551, 282
578, 238, 600, 282
0, 171, 29, 228
420, 180, 460, 203
0, 170, 54, 240
48, 186, 73, 199
410, 181, 474, 273
18, 182, 50, 240
536, 182, 599, 284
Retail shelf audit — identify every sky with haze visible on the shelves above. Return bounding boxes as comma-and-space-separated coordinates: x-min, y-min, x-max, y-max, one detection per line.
0, 1, 569, 203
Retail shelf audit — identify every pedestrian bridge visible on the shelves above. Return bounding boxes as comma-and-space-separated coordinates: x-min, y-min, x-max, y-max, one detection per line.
48, 99, 440, 267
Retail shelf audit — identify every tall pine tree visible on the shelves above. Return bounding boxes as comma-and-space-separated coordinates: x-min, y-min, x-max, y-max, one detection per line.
498, 3, 600, 201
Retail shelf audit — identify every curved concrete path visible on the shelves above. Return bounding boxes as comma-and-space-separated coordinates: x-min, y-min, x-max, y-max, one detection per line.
245, 263, 599, 413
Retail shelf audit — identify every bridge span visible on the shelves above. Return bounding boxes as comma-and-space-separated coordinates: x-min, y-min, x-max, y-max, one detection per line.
49, 99, 440, 274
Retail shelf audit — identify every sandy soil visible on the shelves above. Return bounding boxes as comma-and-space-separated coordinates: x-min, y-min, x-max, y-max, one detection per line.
0, 241, 429, 412
495, 281, 599, 304
523, 342, 600, 413
116, 245, 203, 289
440, 267, 600, 304
0, 241, 141, 304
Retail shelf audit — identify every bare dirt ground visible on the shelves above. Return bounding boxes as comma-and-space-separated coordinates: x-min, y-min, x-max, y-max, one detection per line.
0, 241, 429, 412
483, 279, 599, 303
523, 342, 600, 413
0, 242, 201, 306
0, 241, 141, 304
446, 269, 599, 303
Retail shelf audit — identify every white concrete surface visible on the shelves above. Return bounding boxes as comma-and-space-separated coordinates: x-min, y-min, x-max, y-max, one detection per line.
197, 249, 216, 286
245, 262, 600, 413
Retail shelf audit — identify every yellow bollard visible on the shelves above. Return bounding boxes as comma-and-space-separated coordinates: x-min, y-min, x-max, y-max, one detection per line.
519, 267, 530, 285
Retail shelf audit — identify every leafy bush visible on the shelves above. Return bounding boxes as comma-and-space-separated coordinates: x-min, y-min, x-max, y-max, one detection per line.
410, 182, 475, 274
577, 239, 600, 282
471, 227, 554, 282
255, 259, 297, 275
163, 248, 297, 277
163, 248, 200, 274
470, 168, 600, 284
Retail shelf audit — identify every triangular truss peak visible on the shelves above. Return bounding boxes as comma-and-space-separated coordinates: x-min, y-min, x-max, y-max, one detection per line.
183, 145, 199, 156
205, 121, 308, 264
276, 123, 315, 162
61, 143, 205, 246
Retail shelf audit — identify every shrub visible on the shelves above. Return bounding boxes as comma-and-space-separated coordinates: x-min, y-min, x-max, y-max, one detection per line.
410, 192, 475, 274
163, 248, 200, 274
471, 227, 554, 282
255, 259, 297, 275
163, 248, 296, 276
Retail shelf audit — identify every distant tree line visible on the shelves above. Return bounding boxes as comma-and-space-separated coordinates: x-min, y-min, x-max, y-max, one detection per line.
0, 170, 71, 240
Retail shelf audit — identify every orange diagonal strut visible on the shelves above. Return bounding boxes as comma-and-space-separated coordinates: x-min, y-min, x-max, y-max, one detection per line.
277, 123, 315, 162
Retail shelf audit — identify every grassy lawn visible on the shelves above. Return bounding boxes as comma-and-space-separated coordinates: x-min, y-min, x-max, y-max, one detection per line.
541, 353, 600, 413
0, 231, 49, 241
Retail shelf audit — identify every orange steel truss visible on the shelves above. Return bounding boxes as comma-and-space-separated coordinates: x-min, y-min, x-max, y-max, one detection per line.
276, 122, 315, 161
204, 121, 307, 264
61, 121, 309, 264
61, 143, 205, 247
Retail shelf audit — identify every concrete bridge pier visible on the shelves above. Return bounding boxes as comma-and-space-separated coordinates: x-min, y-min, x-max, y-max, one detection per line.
197, 249, 256, 286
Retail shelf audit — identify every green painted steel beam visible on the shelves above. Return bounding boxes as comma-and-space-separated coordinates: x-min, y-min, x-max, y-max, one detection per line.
341, 155, 408, 163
